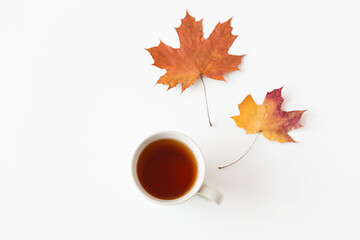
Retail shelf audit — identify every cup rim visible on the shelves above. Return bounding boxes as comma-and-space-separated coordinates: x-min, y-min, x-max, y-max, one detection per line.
131, 130, 205, 205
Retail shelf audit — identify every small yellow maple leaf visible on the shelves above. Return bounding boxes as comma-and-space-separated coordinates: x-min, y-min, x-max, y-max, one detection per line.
232, 87, 306, 143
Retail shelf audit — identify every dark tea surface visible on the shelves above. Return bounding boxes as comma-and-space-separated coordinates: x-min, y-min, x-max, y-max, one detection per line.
137, 139, 198, 200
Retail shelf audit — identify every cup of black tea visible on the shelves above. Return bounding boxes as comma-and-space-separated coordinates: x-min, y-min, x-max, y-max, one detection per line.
132, 131, 223, 205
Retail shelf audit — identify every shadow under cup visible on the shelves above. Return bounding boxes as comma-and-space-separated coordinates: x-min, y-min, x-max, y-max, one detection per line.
132, 132, 205, 205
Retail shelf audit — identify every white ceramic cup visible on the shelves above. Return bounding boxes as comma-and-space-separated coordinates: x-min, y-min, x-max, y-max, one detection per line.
132, 131, 223, 205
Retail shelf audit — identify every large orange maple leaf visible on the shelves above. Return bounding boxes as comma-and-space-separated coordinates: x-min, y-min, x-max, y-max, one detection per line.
147, 11, 245, 92
231, 87, 306, 143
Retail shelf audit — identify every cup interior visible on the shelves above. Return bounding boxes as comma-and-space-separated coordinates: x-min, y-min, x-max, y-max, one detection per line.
132, 131, 205, 205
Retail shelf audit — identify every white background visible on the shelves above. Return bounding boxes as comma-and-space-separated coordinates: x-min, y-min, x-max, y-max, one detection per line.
1, 0, 359, 239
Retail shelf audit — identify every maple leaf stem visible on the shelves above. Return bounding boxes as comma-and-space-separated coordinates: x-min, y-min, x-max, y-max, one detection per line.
218, 131, 261, 169
200, 74, 213, 127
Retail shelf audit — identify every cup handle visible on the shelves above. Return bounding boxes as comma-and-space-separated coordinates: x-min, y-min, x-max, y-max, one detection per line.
197, 184, 223, 205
